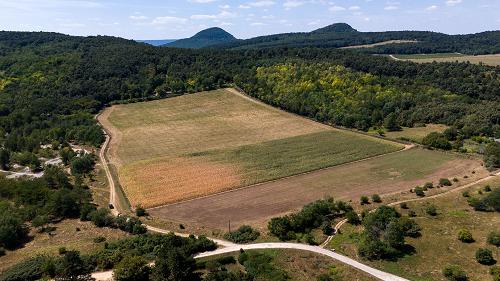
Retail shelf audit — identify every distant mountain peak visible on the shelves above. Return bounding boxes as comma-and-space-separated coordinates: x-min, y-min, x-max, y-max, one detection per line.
192, 27, 235, 40
164, 27, 237, 49
312, 23, 358, 33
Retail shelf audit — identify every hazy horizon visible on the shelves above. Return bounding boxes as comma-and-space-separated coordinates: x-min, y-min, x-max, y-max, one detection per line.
0, 0, 499, 40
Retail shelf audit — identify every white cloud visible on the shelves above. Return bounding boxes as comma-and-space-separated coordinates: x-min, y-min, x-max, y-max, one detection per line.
426, 5, 438, 11
283, 1, 307, 9
219, 4, 230, 9
240, 1, 276, 8
329, 5, 346, 12
384, 5, 398, 10
348, 6, 361, 10
151, 16, 187, 25
446, 0, 462, 6
188, 0, 218, 3
250, 22, 266, 26
129, 15, 148, 20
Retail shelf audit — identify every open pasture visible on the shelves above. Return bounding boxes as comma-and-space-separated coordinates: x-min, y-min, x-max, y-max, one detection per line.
100, 88, 402, 208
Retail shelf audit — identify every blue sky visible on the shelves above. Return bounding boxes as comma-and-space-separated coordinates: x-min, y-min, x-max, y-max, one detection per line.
0, 0, 498, 39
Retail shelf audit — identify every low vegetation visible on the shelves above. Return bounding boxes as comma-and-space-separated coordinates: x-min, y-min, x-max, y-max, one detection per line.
224, 225, 260, 244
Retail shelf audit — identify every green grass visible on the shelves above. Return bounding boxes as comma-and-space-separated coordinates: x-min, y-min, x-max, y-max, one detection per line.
192, 130, 402, 185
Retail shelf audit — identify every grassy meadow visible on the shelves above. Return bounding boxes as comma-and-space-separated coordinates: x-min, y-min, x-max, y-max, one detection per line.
101, 88, 402, 208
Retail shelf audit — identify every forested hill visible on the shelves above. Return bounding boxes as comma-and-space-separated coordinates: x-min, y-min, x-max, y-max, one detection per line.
216, 23, 500, 55
0, 31, 498, 156
164, 27, 237, 49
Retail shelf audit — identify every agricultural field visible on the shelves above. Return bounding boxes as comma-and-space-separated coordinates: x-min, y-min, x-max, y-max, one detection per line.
327, 177, 500, 281
99, 88, 402, 208
150, 148, 487, 230
369, 124, 449, 143
392, 53, 500, 66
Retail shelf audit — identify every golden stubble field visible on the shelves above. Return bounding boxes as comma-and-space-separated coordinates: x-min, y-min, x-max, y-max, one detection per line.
99, 88, 403, 208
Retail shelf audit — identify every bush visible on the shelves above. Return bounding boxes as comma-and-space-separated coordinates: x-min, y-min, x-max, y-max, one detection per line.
457, 229, 474, 243
135, 205, 147, 217
321, 220, 333, 235
439, 178, 452, 186
408, 210, 417, 217
224, 225, 260, 243
346, 211, 361, 225
491, 266, 500, 281
426, 205, 438, 216
0, 247, 5, 257
91, 208, 114, 228
488, 231, 500, 247
414, 186, 425, 197
399, 202, 408, 209
93, 236, 106, 243
371, 194, 382, 203
443, 264, 468, 281
475, 248, 495, 265
360, 196, 370, 205
422, 132, 452, 150
485, 185, 492, 192
304, 233, 317, 245
424, 182, 434, 189
462, 191, 470, 197
58, 247, 67, 255
113, 255, 150, 281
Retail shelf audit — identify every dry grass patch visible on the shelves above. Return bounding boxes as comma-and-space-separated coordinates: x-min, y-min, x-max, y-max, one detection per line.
376, 124, 449, 143
394, 53, 500, 66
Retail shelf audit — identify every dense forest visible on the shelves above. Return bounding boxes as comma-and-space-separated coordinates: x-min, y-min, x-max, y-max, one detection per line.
216, 23, 500, 55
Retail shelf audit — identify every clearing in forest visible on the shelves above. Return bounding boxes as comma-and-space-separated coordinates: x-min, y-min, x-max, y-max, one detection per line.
99, 88, 402, 208
392, 53, 500, 66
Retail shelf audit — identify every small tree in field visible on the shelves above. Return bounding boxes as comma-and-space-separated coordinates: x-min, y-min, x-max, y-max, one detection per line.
346, 211, 361, 225
414, 186, 425, 197
457, 229, 474, 243
113, 255, 150, 281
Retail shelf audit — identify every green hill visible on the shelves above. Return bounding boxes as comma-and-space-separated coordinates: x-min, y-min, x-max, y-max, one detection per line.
164, 27, 237, 49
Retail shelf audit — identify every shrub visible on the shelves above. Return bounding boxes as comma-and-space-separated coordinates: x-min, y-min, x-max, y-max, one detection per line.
346, 211, 361, 225
321, 221, 333, 235
462, 191, 470, 197
371, 194, 382, 203
422, 132, 452, 150
224, 225, 260, 243
488, 231, 500, 247
135, 205, 147, 217
485, 185, 492, 192
0, 247, 5, 257
408, 210, 417, 217
475, 248, 495, 265
491, 266, 500, 281
443, 264, 467, 281
360, 196, 370, 205
58, 247, 67, 255
426, 205, 438, 216
305, 233, 317, 245
113, 255, 150, 281
90, 208, 114, 228
424, 182, 434, 189
93, 236, 106, 243
439, 178, 452, 186
457, 229, 474, 243
399, 202, 408, 209
414, 186, 425, 197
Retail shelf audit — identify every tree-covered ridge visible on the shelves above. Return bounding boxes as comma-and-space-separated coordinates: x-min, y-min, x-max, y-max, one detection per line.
217, 27, 500, 55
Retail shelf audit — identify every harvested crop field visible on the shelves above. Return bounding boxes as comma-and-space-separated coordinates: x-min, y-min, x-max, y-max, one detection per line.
149, 148, 487, 230
99, 88, 402, 208
392, 53, 500, 66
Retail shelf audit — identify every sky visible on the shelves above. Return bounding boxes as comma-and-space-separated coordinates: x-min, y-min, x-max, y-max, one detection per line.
0, 0, 499, 40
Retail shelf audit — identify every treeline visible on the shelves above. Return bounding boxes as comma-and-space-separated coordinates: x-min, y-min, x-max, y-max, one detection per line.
242, 63, 499, 138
